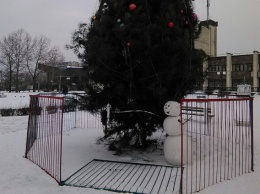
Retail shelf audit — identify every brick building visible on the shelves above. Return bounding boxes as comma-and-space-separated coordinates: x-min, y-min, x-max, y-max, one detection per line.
196, 20, 259, 92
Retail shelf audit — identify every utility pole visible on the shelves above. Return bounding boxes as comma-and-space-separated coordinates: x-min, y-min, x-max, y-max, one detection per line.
207, 0, 210, 27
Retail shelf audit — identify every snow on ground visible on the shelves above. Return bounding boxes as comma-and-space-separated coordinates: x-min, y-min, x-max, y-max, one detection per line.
0, 92, 260, 193
0, 92, 36, 109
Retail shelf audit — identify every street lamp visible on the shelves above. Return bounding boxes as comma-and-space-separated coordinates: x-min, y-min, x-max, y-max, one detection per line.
66, 77, 70, 89
217, 71, 226, 96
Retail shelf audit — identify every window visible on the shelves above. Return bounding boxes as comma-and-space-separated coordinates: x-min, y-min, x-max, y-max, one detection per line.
247, 64, 252, 71
208, 65, 226, 72
208, 65, 216, 71
240, 64, 244, 71
232, 63, 252, 72
235, 64, 240, 71
232, 79, 253, 87
208, 79, 225, 88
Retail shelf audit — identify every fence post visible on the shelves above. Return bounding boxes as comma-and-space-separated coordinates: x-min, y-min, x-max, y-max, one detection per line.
180, 100, 184, 194
250, 99, 254, 172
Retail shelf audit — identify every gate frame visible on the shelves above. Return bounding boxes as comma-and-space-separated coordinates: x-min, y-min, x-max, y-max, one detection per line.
180, 97, 254, 194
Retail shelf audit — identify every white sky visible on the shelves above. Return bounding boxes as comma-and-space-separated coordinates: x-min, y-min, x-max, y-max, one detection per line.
0, 0, 259, 62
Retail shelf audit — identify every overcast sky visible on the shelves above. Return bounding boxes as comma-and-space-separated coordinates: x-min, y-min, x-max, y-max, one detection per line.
0, 0, 259, 62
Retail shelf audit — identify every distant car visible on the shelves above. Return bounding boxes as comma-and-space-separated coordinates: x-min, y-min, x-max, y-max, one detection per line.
0, 93, 7, 98
194, 90, 205, 94
212, 90, 220, 95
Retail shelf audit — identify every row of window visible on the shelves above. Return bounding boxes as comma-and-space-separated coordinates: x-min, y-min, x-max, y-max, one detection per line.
208, 79, 253, 88
208, 63, 253, 72
232, 64, 252, 71
208, 65, 226, 72
232, 79, 253, 86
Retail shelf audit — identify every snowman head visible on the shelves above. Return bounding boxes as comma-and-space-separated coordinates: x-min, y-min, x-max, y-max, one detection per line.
163, 101, 179, 116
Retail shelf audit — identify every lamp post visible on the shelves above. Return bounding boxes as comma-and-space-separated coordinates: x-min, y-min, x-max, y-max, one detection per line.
217, 71, 226, 96
59, 67, 62, 92
66, 77, 70, 89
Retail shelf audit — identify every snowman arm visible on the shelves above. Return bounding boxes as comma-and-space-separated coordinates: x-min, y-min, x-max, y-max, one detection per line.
182, 116, 192, 125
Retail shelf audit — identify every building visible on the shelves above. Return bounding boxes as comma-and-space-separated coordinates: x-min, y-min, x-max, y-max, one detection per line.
195, 20, 218, 57
38, 20, 260, 93
203, 51, 259, 92
38, 62, 87, 91
195, 20, 260, 92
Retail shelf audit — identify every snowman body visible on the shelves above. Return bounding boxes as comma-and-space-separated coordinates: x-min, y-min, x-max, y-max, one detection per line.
163, 101, 190, 165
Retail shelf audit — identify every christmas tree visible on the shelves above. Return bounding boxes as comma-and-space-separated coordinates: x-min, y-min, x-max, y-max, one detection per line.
69, 0, 205, 148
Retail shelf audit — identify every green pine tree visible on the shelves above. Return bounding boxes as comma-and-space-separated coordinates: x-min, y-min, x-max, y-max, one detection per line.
69, 0, 206, 148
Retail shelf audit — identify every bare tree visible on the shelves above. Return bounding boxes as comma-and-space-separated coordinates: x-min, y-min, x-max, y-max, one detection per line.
0, 53, 14, 92
47, 46, 65, 91
0, 29, 28, 92
25, 35, 54, 92
0, 29, 64, 92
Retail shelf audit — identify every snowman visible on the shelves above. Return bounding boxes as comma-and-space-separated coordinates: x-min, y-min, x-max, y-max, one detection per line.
163, 101, 190, 166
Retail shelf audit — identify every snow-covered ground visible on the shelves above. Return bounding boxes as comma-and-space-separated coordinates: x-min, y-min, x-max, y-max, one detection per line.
0, 92, 36, 109
0, 92, 260, 194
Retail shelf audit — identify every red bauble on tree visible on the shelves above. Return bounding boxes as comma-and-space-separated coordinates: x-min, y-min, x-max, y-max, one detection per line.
192, 13, 198, 21
168, 21, 174, 28
129, 3, 137, 11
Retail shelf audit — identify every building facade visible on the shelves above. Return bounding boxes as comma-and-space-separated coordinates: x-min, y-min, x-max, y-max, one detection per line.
195, 20, 218, 57
196, 20, 260, 92
202, 51, 259, 92
38, 62, 87, 91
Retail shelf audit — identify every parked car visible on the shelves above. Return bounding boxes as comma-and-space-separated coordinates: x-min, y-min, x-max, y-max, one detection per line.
212, 90, 220, 95
63, 96, 78, 112
194, 90, 205, 94
0, 93, 7, 98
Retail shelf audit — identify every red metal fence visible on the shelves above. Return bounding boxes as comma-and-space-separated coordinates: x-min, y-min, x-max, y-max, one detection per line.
37, 92, 102, 131
25, 95, 64, 183
25, 94, 254, 192
25, 94, 102, 184
180, 97, 254, 194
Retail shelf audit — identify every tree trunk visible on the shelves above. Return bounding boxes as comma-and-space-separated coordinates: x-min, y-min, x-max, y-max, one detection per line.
15, 69, 19, 92
8, 71, 12, 92
32, 76, 36, 92
8, 69, 12, 93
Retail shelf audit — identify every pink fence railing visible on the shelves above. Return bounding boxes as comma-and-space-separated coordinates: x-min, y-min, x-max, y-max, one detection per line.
25, 95, 64, 183
180, 97, 254, 194
25, 95, 254, 192
37, 92, 102, 131
25, 95, 102, 184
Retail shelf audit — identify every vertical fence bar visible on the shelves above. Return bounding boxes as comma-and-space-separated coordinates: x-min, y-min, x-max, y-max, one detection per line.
250, 99, 254, 172
59, 97, 64, 184
180, 103, 184, 194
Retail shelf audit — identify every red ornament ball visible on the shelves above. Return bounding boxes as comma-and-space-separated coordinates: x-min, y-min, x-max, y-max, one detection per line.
180, 9, 184, 14
168, 21, 174, 28
193, 13, 198, 21
127, 42, 131, 47
129, 3, 137, 11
